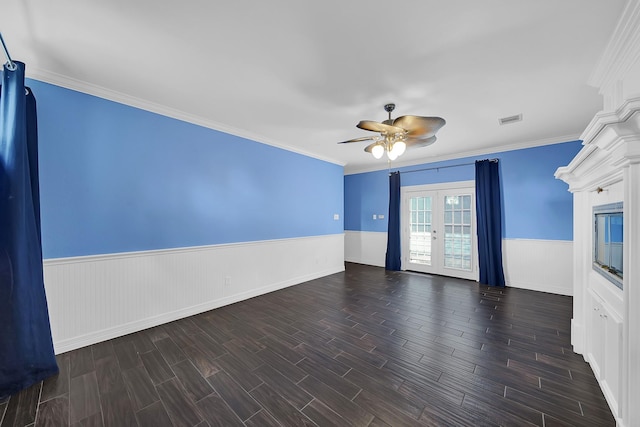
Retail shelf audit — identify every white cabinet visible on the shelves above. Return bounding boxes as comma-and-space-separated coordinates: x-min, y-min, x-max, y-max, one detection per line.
588, 290, 622, 416
588, 294, 606, 377
603, 307, 622, 416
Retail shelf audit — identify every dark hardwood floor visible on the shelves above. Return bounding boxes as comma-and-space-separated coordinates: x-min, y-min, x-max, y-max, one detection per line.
1, 263, 614, 426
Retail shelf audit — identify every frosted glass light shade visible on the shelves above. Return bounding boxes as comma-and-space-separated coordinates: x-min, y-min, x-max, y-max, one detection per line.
371, 144, 384, 159
392, 141, 406, 156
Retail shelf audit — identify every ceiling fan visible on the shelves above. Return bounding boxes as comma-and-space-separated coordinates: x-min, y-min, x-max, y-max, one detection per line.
338, 103, 445, 160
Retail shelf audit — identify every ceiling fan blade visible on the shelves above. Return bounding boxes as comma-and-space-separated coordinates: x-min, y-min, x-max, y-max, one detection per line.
406, 135, 437, 148
337, 136, 375, 144
357, 120, 406, 134
392, 116, 446, 138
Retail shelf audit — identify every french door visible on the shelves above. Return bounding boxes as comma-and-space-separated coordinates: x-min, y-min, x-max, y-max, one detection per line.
401, 182, 478, 281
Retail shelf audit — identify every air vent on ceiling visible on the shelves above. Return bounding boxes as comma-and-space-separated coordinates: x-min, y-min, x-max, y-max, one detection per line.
498, 114, 523, 125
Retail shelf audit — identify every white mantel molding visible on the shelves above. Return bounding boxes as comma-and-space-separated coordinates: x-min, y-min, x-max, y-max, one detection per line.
555, 92, 640, 426
555, 97, 640, 193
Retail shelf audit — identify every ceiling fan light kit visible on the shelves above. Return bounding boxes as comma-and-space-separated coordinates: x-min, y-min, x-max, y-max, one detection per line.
338, 103, 445, 161
368, 134, 407, 160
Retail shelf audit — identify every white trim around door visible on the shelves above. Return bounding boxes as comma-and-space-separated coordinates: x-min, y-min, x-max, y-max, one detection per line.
401, 181, 479, 281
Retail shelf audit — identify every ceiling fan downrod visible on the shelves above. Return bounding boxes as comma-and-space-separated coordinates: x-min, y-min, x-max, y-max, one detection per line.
384, 103, 396, 121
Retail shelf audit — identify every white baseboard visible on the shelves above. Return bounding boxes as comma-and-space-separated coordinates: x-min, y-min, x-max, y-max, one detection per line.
43, 234, 345, 354
571, 319, 585, 355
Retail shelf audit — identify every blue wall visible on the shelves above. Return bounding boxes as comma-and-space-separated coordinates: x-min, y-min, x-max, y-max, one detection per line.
344, 141, 582, 241
29, 80, 344, 259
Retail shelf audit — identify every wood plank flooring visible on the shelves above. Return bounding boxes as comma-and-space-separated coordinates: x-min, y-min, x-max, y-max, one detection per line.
0, 263, 614, 426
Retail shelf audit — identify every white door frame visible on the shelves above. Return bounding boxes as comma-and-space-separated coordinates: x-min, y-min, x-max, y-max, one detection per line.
400, 180, 479, 281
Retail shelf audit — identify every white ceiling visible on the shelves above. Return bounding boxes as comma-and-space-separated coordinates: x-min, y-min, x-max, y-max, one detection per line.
1, 0, 628, 173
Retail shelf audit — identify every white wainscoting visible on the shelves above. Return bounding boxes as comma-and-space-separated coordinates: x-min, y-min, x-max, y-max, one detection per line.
344, 231, 573, 296
502, 239, 573, 296
43, 234, 345, 354
344, 231, 387, 267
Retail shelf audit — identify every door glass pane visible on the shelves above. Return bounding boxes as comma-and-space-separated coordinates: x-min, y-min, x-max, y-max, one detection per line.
409, 196, 432, 265
443, 194, 472, 271
462, 196, 471, 209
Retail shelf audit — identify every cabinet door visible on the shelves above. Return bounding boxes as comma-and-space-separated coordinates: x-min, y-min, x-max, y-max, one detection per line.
588, 290, 623, 418
604, 313, 622, 415
589, 297, 606, 378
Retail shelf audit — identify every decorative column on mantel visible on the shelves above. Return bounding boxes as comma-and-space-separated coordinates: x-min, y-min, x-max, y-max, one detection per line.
623, 160, 640, 427
555, 97, 640, 427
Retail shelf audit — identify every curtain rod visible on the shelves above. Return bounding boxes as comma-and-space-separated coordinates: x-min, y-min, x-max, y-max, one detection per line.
0, 33, 17, 71
394, 158, 498, 174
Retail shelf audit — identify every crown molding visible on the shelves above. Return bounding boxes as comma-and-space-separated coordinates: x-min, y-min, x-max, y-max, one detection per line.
25, 67, 346, 167
589, 0, 640, 92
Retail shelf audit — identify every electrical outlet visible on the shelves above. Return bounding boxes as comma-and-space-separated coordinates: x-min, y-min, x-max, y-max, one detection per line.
379, 214, 385, 219
373, 214, 377, 220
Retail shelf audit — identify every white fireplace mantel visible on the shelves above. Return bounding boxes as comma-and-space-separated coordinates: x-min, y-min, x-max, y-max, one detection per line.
556, 96, 640, 427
